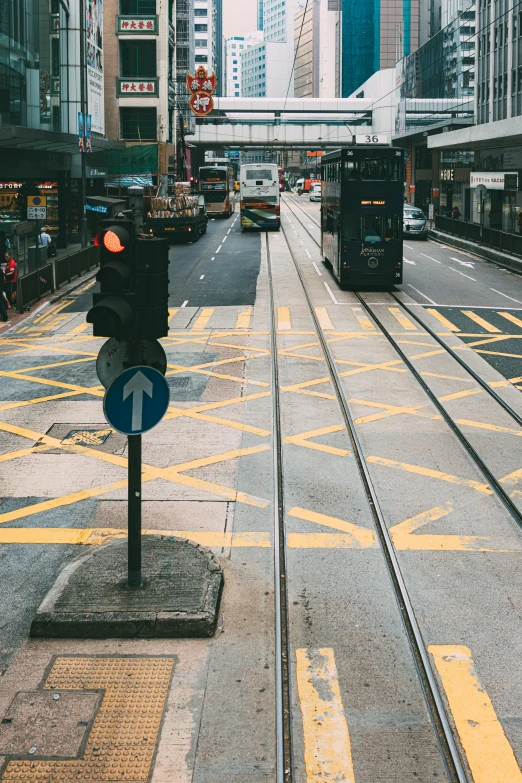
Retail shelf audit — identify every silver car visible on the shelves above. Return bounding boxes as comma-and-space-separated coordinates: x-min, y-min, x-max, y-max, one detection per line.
403, 206, 428, 240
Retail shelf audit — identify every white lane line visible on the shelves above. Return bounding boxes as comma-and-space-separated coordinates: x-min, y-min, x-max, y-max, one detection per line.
312, 262, 322, 276
490, 288, 522, 304
448, 267, 476, 281
403, 257, 416, 265
324, 281, 339, 304
216, 245, 222, 253
211, 256, 215, 261
404, 243, 414, 249
406, 284, 437, 305
182, 300, 189, 307
450, 256, 475, 268
227, 229, 231, 234
305, 248, 312, 259
222, 235, 228, 242
421, 253, 442, 264
200, 275, 205, 280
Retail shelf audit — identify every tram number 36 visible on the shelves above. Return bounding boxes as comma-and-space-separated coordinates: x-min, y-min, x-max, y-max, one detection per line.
355, 134, 388, 145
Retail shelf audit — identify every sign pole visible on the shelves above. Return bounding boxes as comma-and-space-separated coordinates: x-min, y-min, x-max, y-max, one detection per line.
127, 433, 142, 588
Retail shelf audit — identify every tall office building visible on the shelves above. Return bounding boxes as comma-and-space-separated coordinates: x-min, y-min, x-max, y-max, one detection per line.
294, 0, 340, 97
341, 0, 420, 96
194, 0, 213, 70
225, 32, 263, 96
257, 0, 264, 30
212, 0, 224, 94
175, 0, 195, 134
241, 0, 297, 96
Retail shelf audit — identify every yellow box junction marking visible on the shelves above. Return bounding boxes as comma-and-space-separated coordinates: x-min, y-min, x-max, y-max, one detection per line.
287, 506, 375, 549
296, 648, 356, 783
0, 528, 272, 547
284, 425, 351, 457
70, 321, 90, 334
366, 455, 493, 495
192, 307, 214, 330
498, 311, 522, 329
351, 306, 375, 331
236, 307, 252, 329
462, 310, 502, 333
426, 309, 460, 331
277, 306, 292, 330
429, 645, 522, 783
315, 307, 334, 330
168, 307, 179, 323
388, 306, 417, 331
1, 656, 173, 783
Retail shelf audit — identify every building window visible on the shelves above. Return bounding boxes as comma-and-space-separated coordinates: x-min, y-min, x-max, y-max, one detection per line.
120, 0, 156, 13
195, 54, 208, 62
120, 41, 157, 77
120, 107, 157, 140
195, 39, 207, 46
195, 23, 207, 31
194, 7, 207, 14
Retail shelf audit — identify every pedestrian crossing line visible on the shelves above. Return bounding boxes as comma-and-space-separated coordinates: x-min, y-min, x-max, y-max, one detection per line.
351, 306, 375, 331
430, 645, 522, 783
168, 307, 179, 323
192, 307, 214, 330
426, 308, 461, 331
277, 306, 292, 330
462, 310, 502, 333
236, 306, 252, 329
296, 648, 356, 783
315, 306, 334, 330
498, 311, 522, 329
388, 306, 417, 331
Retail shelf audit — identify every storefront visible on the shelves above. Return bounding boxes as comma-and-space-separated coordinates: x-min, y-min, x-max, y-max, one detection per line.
470, 171, 520, 232
437, 150, 474, 220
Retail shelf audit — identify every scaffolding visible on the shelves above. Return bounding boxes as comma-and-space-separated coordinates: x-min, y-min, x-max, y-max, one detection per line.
175, 0, 195, 135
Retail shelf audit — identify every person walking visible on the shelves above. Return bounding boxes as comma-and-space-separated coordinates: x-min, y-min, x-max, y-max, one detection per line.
4, 252, 17, 306
452, 205, 461, 219
0, 264, 8, 322
38, 227, 52, 256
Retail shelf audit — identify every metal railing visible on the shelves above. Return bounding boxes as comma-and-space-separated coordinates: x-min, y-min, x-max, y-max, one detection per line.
17, 245, 99, 313
435, 215, 522, 259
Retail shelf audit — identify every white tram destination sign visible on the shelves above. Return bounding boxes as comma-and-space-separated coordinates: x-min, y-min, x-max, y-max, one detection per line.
355, 134, 388, 145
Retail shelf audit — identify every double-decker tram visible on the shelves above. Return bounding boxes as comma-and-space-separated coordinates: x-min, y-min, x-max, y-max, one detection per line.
199, 165, 235, 218
321, 146, 405, 288
240, 163, 281, 231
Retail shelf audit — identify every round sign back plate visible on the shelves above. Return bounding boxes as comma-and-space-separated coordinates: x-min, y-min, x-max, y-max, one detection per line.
96, 338, 167, 389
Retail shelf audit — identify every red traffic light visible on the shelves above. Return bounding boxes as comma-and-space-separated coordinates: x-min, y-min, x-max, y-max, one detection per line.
95, 225, 131, 253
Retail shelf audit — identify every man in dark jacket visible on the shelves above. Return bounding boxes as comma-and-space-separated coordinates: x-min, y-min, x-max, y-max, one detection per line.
0, 265, 8, 322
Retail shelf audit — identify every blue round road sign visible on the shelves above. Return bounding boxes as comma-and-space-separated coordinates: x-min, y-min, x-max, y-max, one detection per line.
103, 365, 170, 435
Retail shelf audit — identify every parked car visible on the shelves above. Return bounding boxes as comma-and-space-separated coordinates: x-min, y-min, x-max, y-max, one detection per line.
309, 183, 322, 202
403, 205, 428, 240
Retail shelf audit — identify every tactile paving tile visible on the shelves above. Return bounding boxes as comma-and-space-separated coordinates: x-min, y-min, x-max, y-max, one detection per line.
1, 657, 174, 783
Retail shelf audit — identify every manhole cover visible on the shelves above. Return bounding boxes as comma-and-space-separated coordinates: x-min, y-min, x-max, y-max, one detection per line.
62, 429, 113, 446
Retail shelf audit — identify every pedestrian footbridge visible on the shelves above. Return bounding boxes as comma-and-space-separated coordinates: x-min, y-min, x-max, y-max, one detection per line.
191, 97, 382, 148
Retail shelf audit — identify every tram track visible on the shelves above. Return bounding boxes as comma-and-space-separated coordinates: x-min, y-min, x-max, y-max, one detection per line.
267, 222, 469, 782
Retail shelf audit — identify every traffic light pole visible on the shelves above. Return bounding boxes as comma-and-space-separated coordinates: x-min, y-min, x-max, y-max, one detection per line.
127, 433, 142, 588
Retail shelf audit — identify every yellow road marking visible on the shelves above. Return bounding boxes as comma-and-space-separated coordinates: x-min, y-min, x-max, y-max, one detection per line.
389, 503, 512, 551
284, 425, 350, 457
277, 306, 292, 330
462, 310, 502, 333
476, 348, 522, 359
367, 455, 492, 494
438, 388, 484, 402
351, 306, 375, 330
498, 311, 522, 329
70, 321, 89, 334
288, 506, 375, 548
0, 388, 99, 412
236, 307, 252, 329
168, 307, 179, 323
1, 656, 174, 783
426, 309, 460, 331
192, 307, 214, 330
388, 306, 417, 331
430, 645, 522, 783
296, 648, 356, 783
0, 370, 105, 397
315, 307, 334, 330
0, 528, 271, 547
14, 356, 95, 374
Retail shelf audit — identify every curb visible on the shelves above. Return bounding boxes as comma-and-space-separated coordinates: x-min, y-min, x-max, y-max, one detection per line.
429, 229, 522, 275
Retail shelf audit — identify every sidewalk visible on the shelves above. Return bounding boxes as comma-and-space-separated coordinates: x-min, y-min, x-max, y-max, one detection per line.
430, 227, 522, 274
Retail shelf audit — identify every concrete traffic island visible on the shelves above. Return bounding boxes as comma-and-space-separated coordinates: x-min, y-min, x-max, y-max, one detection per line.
30, 535, 223, 639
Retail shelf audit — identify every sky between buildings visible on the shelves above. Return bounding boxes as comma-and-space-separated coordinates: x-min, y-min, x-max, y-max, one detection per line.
222, 0, 258, 39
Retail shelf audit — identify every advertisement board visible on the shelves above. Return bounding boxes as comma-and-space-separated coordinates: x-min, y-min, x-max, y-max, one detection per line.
87, 0, 104, 135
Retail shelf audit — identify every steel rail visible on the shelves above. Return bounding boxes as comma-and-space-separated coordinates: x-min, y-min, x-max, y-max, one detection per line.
283, 194, 321, 229
278, 216, 468, 782
283, 194, 522, 531
266, 233, 294, 783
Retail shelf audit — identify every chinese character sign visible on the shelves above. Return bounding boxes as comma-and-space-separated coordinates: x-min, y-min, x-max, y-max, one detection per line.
186, 66, 217, 116
118, 80, 157, 96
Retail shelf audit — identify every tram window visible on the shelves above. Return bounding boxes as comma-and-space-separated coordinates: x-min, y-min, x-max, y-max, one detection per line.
342, 214, 360, 240
343, 161, 357, 180
388, 161, 401, 180
360, 158, 387, 180
384, 215, 401, 240
362, 216, 383, 242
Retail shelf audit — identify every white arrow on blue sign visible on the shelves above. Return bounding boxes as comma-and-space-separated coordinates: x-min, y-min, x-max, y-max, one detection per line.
103, 365, 170, 435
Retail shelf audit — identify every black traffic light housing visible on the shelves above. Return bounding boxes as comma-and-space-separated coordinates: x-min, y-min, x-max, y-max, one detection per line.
87, 219, 169, 339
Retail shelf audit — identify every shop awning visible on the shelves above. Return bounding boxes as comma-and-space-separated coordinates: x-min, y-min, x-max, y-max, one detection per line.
0, 125, 124, 155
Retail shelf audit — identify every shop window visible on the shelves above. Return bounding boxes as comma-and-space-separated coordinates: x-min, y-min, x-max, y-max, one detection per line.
120, 41, 156, 77
120, 107, 157, 140
120, 0, 156, 13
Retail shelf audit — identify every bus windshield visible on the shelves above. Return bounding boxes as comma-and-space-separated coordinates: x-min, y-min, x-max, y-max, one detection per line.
246, 169, 273, 181
201, 168, 227, 182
